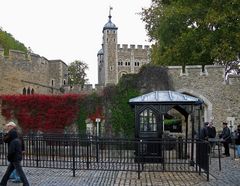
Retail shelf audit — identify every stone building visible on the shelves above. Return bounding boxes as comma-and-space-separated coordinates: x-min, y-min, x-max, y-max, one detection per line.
96, 10, 240, 132
0, 10, 239, 133
97, 11, 150, 86
0, 48, 68, 95
0, 48, 68, 127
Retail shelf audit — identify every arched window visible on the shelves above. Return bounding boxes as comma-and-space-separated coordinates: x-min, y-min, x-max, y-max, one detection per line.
27, 87, 31, 95
31, 88, 34, 94
140, 108, 157, 132
23, 88, 26, 95
51, 79, 54, 86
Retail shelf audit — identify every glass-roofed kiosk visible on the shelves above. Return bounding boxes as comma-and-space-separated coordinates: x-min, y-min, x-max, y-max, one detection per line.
129, 91, 203, 162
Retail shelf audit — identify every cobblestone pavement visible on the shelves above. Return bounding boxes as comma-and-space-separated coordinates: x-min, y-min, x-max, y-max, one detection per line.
0, 156, 240, 186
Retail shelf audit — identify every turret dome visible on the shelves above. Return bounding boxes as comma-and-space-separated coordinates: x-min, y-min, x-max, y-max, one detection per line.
97, 48, 103, 55
102, 7, 118, 32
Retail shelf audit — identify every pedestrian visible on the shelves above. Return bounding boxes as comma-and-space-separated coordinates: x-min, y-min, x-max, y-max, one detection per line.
199, 122, 209, 140
207, 122, 216, 139
235, 125, 240, 160
0, 121, 29, 186
207, 121, 217, 151
219, 122, 231, 157
9, 131, 25, 183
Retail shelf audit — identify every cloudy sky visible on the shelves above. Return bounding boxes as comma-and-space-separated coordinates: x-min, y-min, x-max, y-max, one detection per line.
0, 0, 151, 85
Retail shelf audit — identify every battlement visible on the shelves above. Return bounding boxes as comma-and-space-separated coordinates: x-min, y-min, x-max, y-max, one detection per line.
65, 84, 104, 94
117, 44, 150, 50
167, 65, 225, 76
0, 48, 49, 65
227, 75, 240, 85
9, 50, 26, 61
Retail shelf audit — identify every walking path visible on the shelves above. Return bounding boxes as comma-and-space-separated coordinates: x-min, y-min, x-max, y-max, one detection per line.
1, 156, 240, 186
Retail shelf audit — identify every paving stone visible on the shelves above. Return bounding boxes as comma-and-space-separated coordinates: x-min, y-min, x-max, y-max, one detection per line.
0, 156, 240, 186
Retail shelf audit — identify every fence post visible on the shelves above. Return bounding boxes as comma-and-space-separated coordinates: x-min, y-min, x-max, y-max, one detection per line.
178, 137, 183, 159
72, 139, 76, 177
36, 136, 39, 167
163, 140, 165, 171
137, 139, 142, 179
87, 139, 89, 170
206, 142, 210, 181
96, 136, 99, 163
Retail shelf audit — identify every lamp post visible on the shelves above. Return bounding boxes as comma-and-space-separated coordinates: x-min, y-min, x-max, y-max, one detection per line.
95, 118, 101, 137
95, 118, 101, 163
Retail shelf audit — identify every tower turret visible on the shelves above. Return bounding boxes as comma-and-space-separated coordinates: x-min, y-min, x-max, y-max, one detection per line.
101, 7, 118, 85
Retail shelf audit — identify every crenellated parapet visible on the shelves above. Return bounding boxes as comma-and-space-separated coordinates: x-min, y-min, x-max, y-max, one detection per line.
117, 44, 151, 51
9, 50, 26, 61
167, 65, 225, 77
167, 64, 240, 88
64, 84, 105, 94
227, 75, 240, 85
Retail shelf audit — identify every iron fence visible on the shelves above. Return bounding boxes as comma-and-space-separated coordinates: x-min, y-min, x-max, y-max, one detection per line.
0, 134, 209, 180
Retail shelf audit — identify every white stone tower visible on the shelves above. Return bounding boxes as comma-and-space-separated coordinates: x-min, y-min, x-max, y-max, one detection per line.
97, 8, 150, 86
98, 7, 118, 86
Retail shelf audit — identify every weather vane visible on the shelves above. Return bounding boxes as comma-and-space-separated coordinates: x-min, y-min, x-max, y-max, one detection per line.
109, 6, 113, 17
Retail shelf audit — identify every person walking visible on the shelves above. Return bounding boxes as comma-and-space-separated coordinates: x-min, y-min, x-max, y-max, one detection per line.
219, 122, 231, 157
9, 132, 25, 183
0, 122, 29, 186
235, 125, 240, 160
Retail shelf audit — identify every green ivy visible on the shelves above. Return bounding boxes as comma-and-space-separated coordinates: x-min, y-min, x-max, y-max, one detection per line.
109, 79, 140, 138
76, 92, 103, 134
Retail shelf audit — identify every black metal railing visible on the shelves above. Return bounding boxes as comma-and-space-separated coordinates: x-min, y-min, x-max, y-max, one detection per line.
0, 134, 209, 180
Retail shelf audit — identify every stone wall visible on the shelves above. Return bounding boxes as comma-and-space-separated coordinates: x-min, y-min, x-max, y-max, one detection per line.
167, 65, 240, 132
117, 44, 150, 79
0, 48, 69, 127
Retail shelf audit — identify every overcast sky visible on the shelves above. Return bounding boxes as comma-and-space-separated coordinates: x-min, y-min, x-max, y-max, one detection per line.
0, 0, 151, 85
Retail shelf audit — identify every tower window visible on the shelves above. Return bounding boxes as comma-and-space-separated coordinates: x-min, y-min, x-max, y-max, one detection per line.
135, 62, 140, 66
27, 87, 31, 95
51, 79, 55, 86
23, 88, 26, 95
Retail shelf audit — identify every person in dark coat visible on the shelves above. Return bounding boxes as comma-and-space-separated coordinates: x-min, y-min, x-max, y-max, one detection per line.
207, 122, 216, 139
219, 122, 231, 157
0, 122, 29, 186
199, 122, 209, 140
207, 122, 217, 151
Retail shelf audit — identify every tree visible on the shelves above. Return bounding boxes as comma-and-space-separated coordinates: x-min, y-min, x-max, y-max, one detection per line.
141, 0, 240, 66
0, 28, 28, 55
68, 60, 89, 86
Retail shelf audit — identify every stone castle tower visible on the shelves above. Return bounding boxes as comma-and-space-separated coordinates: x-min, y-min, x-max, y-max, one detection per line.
97, 9, 150, 86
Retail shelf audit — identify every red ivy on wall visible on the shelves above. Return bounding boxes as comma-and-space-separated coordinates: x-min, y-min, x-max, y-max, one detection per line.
0, 94, 85, 133
88, 106, 104, 122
